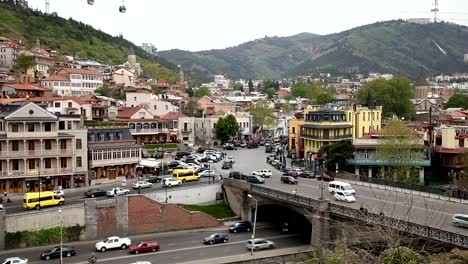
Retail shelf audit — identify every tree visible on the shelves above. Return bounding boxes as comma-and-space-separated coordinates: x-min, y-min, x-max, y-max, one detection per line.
143, 63, 177, 84
14, 53, 36, 73
291, 81, 324, 100
282, 103, 293, 114
316, 92, 335, 105
186, 87, 194, 97
250, 99, 276, 131
215, 114, 240, 142
248, 79, 254, 93
376, 120, 423, 183
283, 94, 294, 101
444, 92, 468, 109
193, 86, 212, 97
318, 140, 354, 172
357, 78, 415, 119
95, 84, 110, 97
182, 100, 203, 117
265, 87, 276, 99
233, 82, 244, 91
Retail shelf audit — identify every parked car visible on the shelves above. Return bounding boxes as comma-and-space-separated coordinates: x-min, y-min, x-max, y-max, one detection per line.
228, 171, 247, 180
228, 221, 252, 233
199, 170, 216, 177
132, 181, 153, 189
333, 191, 356, 203
0, 257, 28, 264
203, 233, 229, 245
222, 161, 233, 169
161, 177, 182, 187
239, 142, 248, 148
245, 239, 275, 251
145, 176, 162, 183
282, 169, 293, 176
452, 214, 468, 227
95, 236, 132, 252
40, 246, 76, 260
175, 151, 191, 160
84, 188, 107, 198
128, 240, 160, 254
317, 174, 335, 182
252, 169, 272, 178
299, 170, 314, 178
281, 176, 298, 185
223, 143, 237, 150
54, 190, 65, 198
246, 175, 265, 184
107, 187, 130, 197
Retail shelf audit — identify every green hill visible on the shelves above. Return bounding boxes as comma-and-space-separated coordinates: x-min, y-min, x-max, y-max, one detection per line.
159, 20, 468, 81
0, 2, 179, 83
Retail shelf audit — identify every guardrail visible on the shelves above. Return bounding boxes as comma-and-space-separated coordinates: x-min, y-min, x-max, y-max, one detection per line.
329, 203, 468, 248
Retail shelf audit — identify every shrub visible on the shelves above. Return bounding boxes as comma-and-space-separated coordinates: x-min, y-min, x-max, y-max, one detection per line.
5, 225, 85, 249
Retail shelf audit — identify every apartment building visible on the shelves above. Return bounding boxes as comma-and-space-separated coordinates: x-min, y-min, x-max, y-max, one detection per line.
0, 102, 88, 194
42, 68, 104, 96
126, 92, 179, 117
0, 45, 17, 72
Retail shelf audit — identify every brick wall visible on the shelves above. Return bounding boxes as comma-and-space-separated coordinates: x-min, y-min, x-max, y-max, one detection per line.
97, 206, 117, 238
127, 196, 221, 235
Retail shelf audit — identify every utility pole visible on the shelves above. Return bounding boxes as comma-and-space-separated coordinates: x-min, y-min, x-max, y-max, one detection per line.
431, 0, 439, 23
45, 0, 50, 14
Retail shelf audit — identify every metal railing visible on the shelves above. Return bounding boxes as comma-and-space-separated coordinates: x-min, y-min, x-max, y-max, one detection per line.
250, 184, 318, 208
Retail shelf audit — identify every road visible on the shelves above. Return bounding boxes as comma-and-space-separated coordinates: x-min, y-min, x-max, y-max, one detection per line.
0, 225, 304, 264
4, 178, 216, 214
213, 146, 468, 237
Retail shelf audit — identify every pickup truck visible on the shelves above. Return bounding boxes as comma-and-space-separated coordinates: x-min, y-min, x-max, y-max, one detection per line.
95, 236, 132, 252
106, 187, 130, 197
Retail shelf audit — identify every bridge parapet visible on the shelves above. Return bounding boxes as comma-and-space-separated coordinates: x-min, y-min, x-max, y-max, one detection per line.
330, 203, 468, 248
250, 184, 324, 210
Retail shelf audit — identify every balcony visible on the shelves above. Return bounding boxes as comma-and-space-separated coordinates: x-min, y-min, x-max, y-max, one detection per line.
129, 128, 169, 135
347, 158, 431, 167
301, 134, 353, 141
181, 129, 192, 134
0, 149, 75, 158
90, 156, 140, 167
3, 168, 75, 178
7, 131, 57, 139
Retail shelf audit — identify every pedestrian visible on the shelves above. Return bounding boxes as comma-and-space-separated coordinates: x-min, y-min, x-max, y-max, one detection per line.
292, 188, 297, 195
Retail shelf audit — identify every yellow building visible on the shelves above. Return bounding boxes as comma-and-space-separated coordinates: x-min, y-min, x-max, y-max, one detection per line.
288, 112, 304, 158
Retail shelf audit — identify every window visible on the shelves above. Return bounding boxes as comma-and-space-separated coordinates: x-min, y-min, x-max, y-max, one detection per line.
68, 102, 72, 108
44, 123, 52, 132
45, 140, 52, 150
292, 127, 295, 134
28, 159, 36, 170
60, 140, 67, 150
363, 113, 365, 121
27, 123, 35, 132
11, 123, 18, 132
76, 157, 82, 167
116, 133, 122, 140
12, 160, 19, 170
45, 158, 52, 169
60, 157, 67, 168
54, 102, 61, 108
76, 139, 82, 150
28, 141, 35, 151
59, 121, 65, 130
12, 141, 19, 151
67, 121, 72, 130
154, 105, 157, 110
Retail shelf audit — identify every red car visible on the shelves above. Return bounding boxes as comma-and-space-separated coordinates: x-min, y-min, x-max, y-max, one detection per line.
128, 241, 160, 254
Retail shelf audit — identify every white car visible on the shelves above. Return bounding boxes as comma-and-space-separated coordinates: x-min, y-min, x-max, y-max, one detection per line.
199, 170, 216, 177
54, 190, 65, 198
252, 169, 272, 178
95, 236, 132, 252
187, 163, 201, 170
245, 238, 275, 251
132, 181, 152, 189
107, 187, 130, 197
161, 178, 182, 187
333, 191, 356, 203
452, 214, 468, 227
227, 156, 235, 163
0, 257, 28, 264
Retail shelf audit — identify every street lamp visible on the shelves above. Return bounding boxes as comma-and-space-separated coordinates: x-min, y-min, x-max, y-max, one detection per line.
247, 194, 258, 256
59, 208, 63, 264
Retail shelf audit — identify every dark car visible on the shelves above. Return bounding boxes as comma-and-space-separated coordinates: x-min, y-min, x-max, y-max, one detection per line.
40, 246, 76, 260
145, 176, 162, 183
84, 188, 107, 198
265, 146, 272, 153
281, 176, 298, 184
299, 170, 314, 178
203, 233, 229, 245
317, 174, 335, 182
246, 175, 265, 184
167, 161, 181, 168
259, 140, 266, 146
128, 240, 160, 254
229, 171, 247, 180
175, 151, 191, 160
229, 221, 253, 233
222, 161, 233, 169
223, 143, 237, 150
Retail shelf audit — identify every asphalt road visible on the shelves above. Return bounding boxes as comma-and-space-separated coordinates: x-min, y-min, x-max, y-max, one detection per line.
4, 178, 217, 214
0, 225, 304, 264
213, 146, 468, 237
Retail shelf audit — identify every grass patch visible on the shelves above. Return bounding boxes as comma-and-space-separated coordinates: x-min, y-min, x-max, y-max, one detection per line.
144, 143, 178, 150
183, 203, 236, 219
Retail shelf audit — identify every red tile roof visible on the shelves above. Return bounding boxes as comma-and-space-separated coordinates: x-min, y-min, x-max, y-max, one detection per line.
117, 107, 143, 119
160, 111, 185, 120
42, 75, 70, 81
58, 68, 101, 75
3, 84, 51, 92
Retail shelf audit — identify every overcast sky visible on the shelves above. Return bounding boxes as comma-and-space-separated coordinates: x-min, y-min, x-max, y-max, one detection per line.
28, 0, 468, 52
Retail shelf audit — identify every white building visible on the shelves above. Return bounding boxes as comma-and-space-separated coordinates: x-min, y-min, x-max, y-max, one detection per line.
41, 68, 104, 96
112, 68, 134, 87
141, 43, 158, 56
0, 46, 17, 72
125, 92, 178, 117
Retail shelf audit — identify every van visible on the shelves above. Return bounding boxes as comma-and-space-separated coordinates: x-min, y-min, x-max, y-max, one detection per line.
172, 169, 200, 182
328, 181, 355, 195
23, 191, 64, 210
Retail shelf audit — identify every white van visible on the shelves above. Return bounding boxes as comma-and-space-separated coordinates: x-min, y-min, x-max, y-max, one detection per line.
328, 181, 356, 195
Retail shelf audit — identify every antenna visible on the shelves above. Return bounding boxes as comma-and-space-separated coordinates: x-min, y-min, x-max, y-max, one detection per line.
45, 0, 50, 13
431, 0, 439, 23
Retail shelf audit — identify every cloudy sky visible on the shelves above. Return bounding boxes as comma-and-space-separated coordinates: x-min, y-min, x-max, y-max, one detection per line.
28, 0, 468, 52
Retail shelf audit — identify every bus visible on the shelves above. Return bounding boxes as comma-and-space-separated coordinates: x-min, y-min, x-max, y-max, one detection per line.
172, 169, 200, 182
23, 191, 64, 210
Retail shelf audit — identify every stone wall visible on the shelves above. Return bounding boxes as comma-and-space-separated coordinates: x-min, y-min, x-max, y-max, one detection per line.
144, 184, 222, 205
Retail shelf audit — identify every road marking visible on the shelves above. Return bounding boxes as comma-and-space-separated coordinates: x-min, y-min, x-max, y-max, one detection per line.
191, 240, 199, 243
168, 243, 176, 246
173, 256, 181, 259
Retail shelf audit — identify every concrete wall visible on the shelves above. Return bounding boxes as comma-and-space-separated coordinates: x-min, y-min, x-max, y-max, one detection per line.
6, 205, 85, 233
144, 184, 222, 205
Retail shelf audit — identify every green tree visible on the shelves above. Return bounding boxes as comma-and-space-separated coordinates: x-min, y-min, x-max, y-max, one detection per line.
265, 87, 276, 99
14, 53, 36, 73
376, 120, 423, 183
193, 86, 212, 97
150, 84, 163, 95
95, 84, 110, 97
262, 79, 274, 89
316, 92, 335, 105
251, 99, 276, 131
357, 78, 415, 119
248, 79, 254, 93
444, 92, 468, 109
318, 140, 354, 172
282, 102, 293, 113
233, 82, 244, 91
283, 94, 294, 100
182, 100, 202, 117
215, 114, 240, 142
291, 81, 324, 100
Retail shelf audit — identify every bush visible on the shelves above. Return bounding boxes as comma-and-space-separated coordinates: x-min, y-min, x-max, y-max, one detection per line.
5, 225, 85, 249
183, 203, 236, 219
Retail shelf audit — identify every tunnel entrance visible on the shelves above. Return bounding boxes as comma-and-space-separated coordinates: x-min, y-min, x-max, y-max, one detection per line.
254, 204, 312, 243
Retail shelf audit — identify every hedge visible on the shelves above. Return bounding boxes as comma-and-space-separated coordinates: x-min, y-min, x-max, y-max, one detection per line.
5, 225, 85, 249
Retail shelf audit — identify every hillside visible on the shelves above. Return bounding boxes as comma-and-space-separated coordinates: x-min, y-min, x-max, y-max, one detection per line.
159, 20, 468, 81
0, 2, 179, 82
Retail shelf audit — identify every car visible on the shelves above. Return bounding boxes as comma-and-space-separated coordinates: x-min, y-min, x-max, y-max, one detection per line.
252, 169, 272, 178
84, 188, 107, 198
299, 170, 314, 178
246, 175, 265, 184
333, 191, 356, 203
227, 156, 235, 163
239, 142, 248, 148
317, 174, 335, 182
167, 161, 182, 169
452, 214, 468, 227
228, 221, 252, 233
0, 257, 28, 264
95, 236, 132, 252
199, 170, 216, 177
203, 233, 229, 245
132, 181, 153, 189
223, 143, 237, 150
145, 176, 162, 183
107, 187, 130, 197
40, 246, 76, 260
222, 161, 233, 169
128, 240, 160, 254
54, 190, 65, 198
259, 140, 266, 146
245, 238, 275, 251
228, 171, 247, 180
175, 151, 191, 160
282, 169, 293, 176
161, 177, 182, 187
281, 176, 298, 184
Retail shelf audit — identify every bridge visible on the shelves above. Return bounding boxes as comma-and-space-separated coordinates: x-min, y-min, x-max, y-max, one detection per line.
223, 178, 468, 249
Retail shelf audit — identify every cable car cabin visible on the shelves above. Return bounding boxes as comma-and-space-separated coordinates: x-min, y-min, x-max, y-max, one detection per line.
119, 5, 126, 13
87, 0, 94, 5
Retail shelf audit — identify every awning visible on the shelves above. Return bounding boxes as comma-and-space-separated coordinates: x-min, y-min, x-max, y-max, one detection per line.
139, 158, 162, 168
